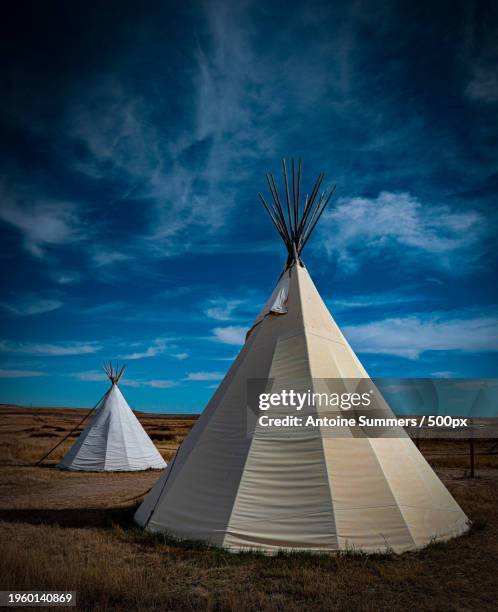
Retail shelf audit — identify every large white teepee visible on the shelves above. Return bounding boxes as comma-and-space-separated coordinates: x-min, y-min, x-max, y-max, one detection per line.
135, 161, 468, 553
58, 364, 166, 472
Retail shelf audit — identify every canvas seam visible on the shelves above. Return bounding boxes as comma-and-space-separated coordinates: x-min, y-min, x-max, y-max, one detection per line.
220, 320, 282, 548
296, 266, 340, 550
364, 437, 417, 550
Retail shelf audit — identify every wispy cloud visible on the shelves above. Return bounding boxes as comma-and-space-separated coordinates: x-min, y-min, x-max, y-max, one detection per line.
71, 369, 177, 389
123, 337, 171, 360
184, 371, 224, 381
205, 298, 244, 321
52, 271, 82, 285
465, 37, 498, 104
212, 325, 246, 345
0, 2, 330, 268
343, 310, 498, 359
143, 379, 177, 389
0, 184, 84, 257
80, 301, 126, 315
0, 1, 496, 410
328, 289, 431, 313
90, 249, 131, 268
319, 192, 486, 274
204, 291, 263, 324
71, 370, 107, 382
145, 1, 280, 250
0, 369, 46, 378
0, 341, 101, 356
157, 286, 193, 300
466, 65, 498, 103
0, 295, 63, 316
119, 377, 177, 389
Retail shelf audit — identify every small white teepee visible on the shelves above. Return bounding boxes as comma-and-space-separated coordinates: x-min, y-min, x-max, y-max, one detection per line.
135, 160, 468, 554
58, 363, 166, 472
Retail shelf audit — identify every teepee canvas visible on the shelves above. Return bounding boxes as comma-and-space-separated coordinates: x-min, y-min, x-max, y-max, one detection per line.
59, 364, 166, 472
135, 161, 468, 553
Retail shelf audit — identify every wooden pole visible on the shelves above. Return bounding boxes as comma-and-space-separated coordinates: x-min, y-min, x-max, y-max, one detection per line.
300, 192, 324, 246
269, 174, 293, 247
266, 174, 292, 247
116, 365, 126, 384
282, 159, 294, 239
300, 184, 336, 253
259, 194, 288, 244
258, 161, 336, 266
296, 173, 323, 238
296, 159, 302, 227
291, 159, 298, 236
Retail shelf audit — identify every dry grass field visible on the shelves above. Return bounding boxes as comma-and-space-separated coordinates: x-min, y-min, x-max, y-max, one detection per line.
0, 404, 497, 611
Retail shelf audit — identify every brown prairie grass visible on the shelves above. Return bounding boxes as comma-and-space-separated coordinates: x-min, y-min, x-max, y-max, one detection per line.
0, 405, 196, 466
0, 405, 497, 611
0, 494, 496, 612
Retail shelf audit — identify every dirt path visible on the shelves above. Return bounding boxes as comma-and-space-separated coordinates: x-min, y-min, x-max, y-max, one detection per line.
0, 466, 161, 509
0, 465, 163, 530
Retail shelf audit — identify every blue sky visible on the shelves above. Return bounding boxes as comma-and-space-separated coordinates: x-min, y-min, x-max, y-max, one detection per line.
0, 0, 497, 412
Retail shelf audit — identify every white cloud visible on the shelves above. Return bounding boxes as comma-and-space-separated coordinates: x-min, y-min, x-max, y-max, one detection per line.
81, 301, 125, 315
70, 370, 177, 389
71, 370, 107, 382
125, 347, 162, 360
67, 79, 158, 181
205, 299, 244, 321
157, 286, 192, 300
212, 325, 246, 345
1, 2, 282, 267
0, 341, 101, 356
343, 311, 498, 359
184, 371, 224, 381
91, 250, 131, 268
141, 2, 280, 249
146, 379, 177, 389
329, 289, 429, 312
172, 352, 189, 360
0, 296, 63, 316
466, 66, 498, 103
319, 192, 486, 273
123, 337, 170, 360
120, 378, 177, 389
0, 369, 46, 378
0, 185, 83, 257
53, 271, 82, 285
65, 80, 223, 256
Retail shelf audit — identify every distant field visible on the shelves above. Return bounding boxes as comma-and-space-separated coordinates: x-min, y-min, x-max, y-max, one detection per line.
0, 405, 497, 611
0, 404, 198, 466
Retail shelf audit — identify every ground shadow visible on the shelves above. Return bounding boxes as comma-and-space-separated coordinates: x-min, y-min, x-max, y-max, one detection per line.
0, 504, 139, 528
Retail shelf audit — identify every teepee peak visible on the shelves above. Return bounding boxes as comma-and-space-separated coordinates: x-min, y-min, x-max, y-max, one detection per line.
259, 159, 336, 270
104, 360, 126, 385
